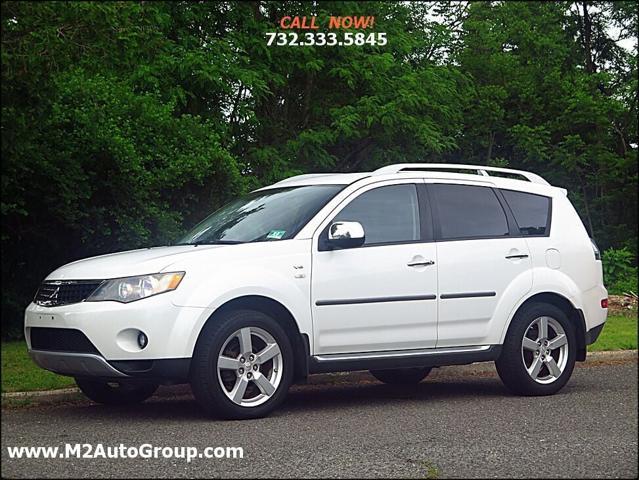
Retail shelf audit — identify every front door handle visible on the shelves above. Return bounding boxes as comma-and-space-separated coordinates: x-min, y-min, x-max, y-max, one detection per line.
505, 254, 529, 259
407, 260, 435, 267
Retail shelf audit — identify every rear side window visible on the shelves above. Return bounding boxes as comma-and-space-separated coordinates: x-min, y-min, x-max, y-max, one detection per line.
430, 184, 509, 240
333, 184, 420, 245
501, 189, 551, 236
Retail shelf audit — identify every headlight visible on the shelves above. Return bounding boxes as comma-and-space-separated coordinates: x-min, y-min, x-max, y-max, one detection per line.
87, 272, 185, 303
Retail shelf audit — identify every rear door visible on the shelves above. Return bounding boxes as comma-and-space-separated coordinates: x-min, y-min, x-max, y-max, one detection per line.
428, 182, 533, 347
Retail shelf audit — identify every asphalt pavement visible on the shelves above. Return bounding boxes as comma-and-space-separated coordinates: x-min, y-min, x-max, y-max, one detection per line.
2, 356, 637, 478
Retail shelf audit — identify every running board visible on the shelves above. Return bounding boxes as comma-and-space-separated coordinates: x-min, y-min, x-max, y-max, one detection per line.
308, 345, 501, 374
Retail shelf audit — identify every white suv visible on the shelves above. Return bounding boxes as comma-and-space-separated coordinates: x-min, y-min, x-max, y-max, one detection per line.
25, 164, 608, 419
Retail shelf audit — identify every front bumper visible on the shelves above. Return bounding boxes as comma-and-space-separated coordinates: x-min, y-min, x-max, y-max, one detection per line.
25, 294, 212, 382
29, 350, 128, 378
29, 349, 192, 381
25, 294, 209, 361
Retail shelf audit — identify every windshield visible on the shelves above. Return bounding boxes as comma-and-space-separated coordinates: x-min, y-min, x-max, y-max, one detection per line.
178, 185, 344, 245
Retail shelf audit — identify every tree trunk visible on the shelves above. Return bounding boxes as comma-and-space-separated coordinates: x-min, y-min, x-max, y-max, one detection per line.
581, 183, 595, 236
580, 2, 596, 74
301, 72, 314, 129
336, 138, 374, 172
486, 131, 495, 162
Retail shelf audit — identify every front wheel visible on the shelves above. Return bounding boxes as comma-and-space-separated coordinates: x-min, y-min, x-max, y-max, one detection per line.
496, 302, 577, 396
75, 378, 158, 405
190, 309, 294, 420
370, 367, 432, 384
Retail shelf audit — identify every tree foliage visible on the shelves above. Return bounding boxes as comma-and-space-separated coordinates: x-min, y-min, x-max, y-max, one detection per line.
1, 1, 637, 337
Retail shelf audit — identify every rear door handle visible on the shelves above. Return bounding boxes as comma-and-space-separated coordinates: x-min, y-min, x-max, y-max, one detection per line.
407, 260, 435, 267
505, 254, 529, 259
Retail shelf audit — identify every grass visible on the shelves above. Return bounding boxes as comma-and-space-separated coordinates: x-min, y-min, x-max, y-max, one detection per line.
588, 313, 637, 352
1, 397, 34, 409
420, 460, 440, 479
1, 314, 636, 394
1, 342, 75, 393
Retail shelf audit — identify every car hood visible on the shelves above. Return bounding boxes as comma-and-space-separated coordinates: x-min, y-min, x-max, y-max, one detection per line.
45, 245, 226, 280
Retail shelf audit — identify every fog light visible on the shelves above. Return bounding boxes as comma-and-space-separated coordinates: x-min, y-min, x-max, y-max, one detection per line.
137, 331, 148, 349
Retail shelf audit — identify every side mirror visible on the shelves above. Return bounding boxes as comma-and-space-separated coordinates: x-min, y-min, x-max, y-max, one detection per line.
327, 221, 365, 249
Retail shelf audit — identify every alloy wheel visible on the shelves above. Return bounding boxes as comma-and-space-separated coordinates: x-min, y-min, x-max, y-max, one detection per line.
216, 326, 283, 407
521, 316, 569, 384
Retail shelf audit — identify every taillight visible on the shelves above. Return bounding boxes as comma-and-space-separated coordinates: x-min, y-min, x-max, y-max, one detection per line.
601, 298, 608, 309
590, 238, 601, 260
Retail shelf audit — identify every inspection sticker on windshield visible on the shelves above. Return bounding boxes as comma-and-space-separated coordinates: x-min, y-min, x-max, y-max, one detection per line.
266, 230, 286, 240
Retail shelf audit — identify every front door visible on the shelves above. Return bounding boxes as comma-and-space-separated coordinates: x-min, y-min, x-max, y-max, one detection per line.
311, 181, 438, 354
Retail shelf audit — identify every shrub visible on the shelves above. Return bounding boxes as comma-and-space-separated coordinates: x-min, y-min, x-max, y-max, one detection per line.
602, 248, 638, 295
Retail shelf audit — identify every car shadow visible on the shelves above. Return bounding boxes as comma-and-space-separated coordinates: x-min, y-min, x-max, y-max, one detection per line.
41, 374, 525, 422
281, 377, 510, 413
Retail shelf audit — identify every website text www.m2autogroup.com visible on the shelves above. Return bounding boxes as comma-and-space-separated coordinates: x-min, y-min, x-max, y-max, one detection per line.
6, 443, 244, 463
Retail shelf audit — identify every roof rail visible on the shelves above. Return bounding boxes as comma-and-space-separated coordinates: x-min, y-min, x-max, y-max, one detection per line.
372, 163, 550, 186
271, 173, 338, 186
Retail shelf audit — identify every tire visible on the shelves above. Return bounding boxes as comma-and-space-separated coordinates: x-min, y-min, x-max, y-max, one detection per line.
75, 378, 158, 405
370, 367, 432, 384
496, 302, 577, 396
190, 309, 294, 420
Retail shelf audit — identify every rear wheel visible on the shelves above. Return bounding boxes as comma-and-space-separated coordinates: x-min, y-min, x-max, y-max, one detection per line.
496, 302, 576, 396
370, 367, 432, 384
75, 378, 158, 405
190, 309, 294, 420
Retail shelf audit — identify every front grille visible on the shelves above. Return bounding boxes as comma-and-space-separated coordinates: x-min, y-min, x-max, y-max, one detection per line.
34, 280, 102, 307
30, 327, 100, 354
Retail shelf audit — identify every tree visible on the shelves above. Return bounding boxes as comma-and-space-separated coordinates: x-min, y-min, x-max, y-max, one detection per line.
1, 1, 636, 338
454, 1, 637, 251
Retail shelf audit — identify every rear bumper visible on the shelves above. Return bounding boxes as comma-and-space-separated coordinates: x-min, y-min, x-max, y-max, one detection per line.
585, 322, 606, 345
580, 284, 608, 331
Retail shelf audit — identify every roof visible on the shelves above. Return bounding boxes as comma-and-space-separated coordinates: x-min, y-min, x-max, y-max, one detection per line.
261, 173, 371, 189
259, 164, 564, 196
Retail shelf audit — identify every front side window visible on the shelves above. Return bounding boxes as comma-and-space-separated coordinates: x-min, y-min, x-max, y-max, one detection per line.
333, 184, 420, 245
431, 183, 509, 240
179, 185, 343, 244
501, 189, 551, 236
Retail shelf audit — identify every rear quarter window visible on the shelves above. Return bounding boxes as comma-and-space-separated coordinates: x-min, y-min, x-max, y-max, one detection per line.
430, 183, 510, 240
501, 189, 551, 236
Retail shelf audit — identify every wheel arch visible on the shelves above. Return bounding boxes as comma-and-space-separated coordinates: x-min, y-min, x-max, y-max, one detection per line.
503, 292, 587, 361
192, 295, 310, 381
